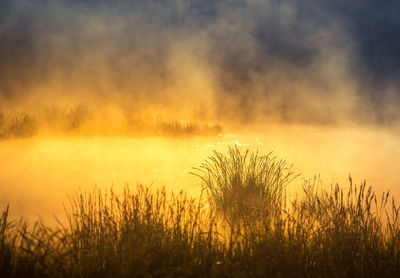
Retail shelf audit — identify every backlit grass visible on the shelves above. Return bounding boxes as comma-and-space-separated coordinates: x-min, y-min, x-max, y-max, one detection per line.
1, 147, 400, 277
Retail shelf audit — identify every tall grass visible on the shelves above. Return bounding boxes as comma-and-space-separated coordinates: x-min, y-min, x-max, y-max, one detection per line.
0, 186, 221, 278
62, 185, 218, 277
191, 146, 297, 229
1, 147, 400, 277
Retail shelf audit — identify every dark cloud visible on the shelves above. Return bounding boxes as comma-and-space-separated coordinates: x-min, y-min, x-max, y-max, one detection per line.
0, 0, 399, 126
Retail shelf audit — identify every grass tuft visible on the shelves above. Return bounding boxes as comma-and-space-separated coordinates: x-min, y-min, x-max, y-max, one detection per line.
191, 145, 297, 229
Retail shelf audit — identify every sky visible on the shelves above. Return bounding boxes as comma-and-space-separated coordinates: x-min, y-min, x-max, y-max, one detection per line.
1, 0, 400, 127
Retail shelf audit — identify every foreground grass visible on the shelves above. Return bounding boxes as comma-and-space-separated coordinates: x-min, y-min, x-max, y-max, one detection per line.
1, 182, 400, 278
1, 147, 400, 277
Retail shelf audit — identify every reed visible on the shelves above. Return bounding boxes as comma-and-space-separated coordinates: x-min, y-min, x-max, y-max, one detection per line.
191, 145, 297, 229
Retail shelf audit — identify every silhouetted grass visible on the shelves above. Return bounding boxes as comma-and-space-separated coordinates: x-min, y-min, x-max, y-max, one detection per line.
1, 148, 400, 277
191, 146, 297, 230
0, 110, 223, 139
0, 112, 38, 139
156, 120, 222, 137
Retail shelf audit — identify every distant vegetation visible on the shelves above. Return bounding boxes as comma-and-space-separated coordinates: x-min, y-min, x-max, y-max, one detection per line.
156, 120, 222, 137
0, 112, 38, 139
0, 109, 223, 139
1, 147, 400, 277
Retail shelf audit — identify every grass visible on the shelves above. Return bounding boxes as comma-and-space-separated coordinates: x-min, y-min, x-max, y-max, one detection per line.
0, 112, 38, 139
191, 146, 297, 229
1, 147, 400, 277
0, 110, 223, 139
155, 120, 222, 137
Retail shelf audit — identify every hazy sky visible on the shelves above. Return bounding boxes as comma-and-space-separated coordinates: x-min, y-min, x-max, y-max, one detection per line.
1, 0, 400, 126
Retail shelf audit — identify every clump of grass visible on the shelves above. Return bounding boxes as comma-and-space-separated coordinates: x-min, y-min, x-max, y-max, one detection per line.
156, 120, 222, 137
191, 145, 297, 228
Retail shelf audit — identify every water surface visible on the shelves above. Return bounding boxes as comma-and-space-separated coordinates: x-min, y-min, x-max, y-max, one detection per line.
1, 125, 399, 223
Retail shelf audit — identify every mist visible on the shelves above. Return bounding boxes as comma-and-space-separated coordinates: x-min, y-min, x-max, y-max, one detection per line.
1, 0, 399, 128
1, 0, 400, 222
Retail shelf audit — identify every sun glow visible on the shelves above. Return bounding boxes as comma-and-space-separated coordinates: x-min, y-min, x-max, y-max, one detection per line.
1, 123, 400, 223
